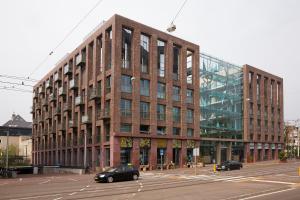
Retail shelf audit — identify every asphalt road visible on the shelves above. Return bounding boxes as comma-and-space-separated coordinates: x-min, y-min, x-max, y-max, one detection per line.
0, 161, 299, 200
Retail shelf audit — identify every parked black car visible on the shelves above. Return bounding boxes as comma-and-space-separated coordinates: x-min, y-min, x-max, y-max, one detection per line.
216, 160, 243, 171
94, 164, 139, 183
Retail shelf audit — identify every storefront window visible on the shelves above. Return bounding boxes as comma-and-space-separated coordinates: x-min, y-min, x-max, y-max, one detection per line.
140, 148, 149, 165
120, 148, 131, 164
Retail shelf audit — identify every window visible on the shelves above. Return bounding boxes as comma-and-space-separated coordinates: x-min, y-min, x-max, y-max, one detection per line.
157, 126, 166, 135
186, 89, 193, 104
120, 148, 131, 164
140, 102, 150, 119
157, 104, 166, 120
122, 28, 132, 69
106, 76, 111, 93
186, 50, 193, 84
120, 123, 132, 132
173, 127, 180, 136
157, 40, 165, 77
257, 75, 261, 102
121, 75, 132, 93
106, 28, 112, 69
172, 86, 180, 101
187, 128, 194, 137
105, 123, 110, 142
173, 107, 181, 122
157, 82, 166, 99
186, 109, 193, 123
105, 148, 110, 166
173, 45, 180, 80
140, 148, 149, 165
96, 35, 103, 72
140, 125, 150, 133
140, 34, 150, 73
120, 99, 132, 117
140, 79, 150, 96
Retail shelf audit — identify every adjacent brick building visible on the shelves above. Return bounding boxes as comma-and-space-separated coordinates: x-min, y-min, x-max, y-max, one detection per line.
32, 14, 284, 170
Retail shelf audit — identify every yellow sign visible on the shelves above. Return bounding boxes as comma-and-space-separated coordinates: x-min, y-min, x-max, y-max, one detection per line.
173, 139, 181, 148
140, 138, 151, 148
186, 140, 195, 148
157, 139, 167, 148
120, 137, 133, 148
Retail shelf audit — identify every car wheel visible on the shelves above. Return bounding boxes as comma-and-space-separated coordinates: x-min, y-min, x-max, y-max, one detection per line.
107, 176, 113, 183
133, 174, 138, 180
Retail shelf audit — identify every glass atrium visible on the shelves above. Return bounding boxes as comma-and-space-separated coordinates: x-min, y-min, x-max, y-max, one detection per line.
200, 53, 243, 140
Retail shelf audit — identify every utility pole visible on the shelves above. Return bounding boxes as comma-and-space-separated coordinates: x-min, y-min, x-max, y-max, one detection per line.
6, 128, 9, 170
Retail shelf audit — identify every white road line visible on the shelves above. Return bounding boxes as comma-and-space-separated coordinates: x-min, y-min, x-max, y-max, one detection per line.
68, 192, 77, 196
80, 188, 86, 191
39, 180, 51, 184
53, 197, 62, 200
9, 194, 61, 200
251, 179, 296, 185
86, 185, 90, 188
68, 178, 78, 181
0, 182, 8, 186
239, 188, 295, 200
137, 188, 141, 192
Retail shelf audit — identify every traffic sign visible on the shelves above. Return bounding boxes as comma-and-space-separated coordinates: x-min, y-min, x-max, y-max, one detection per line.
160, 149, 164, 156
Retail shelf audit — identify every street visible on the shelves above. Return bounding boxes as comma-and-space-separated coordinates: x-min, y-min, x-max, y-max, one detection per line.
0, 161, 299, 200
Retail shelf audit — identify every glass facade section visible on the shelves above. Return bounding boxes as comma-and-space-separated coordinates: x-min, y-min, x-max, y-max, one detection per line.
172, 86, 180, 101
200, 53, 243, 139
140, 34, 150, 73
157, 40, 165, 77
140, 79, 150, 96
120, 99, 132, 117
122, 28, 132, 69
157, 82, 166, 99
121, 75, 132, 93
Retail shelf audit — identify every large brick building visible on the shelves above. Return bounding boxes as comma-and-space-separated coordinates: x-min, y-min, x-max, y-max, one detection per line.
32, 14, 284, 170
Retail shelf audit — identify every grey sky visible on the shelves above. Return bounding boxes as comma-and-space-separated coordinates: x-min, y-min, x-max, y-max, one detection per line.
0, 0, 299, 124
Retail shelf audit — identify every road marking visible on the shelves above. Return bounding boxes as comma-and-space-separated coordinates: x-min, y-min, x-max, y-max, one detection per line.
53, 197, 62, 200
68, 178, 78, 181
251, 179, 296, 185
239, 188, 295, 200
39, 180, 50, 184
138, 188, 141, 192
68, 192, 77, 196
19, 178, 23, 182
9, 194, 61, 200
86, 185, 90, 188
0, 182, 8, 186
80, 188, 86, 191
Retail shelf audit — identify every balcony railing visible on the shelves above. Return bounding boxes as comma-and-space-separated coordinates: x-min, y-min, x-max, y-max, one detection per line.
54, 107, 61, 116
58, 122, 66, 131
63, 103, 71, 112
69, 79, 78, 90
42, 98, 48, 107
64, 64, 72, 75
96, 109, 110, 119
75, 96, 84, 106
58, 87, 66, 96
45, 80, 52, 89
69, 120, 77, 128
82, 115, 91, 124
49, 93, 56, 102
45, 111, 52, 120
76, 54, 85, 67
89, 88, 101, 100
54, 73, 61, 82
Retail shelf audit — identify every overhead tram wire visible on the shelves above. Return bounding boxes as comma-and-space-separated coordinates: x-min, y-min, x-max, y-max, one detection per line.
0, 74, 38, 83
0, 80, 34, 87
167, 0, 188, 32
27, 0, 105, 79
0, 86, 32, 93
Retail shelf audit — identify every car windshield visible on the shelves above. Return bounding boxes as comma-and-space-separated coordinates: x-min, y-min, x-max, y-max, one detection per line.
106, 168, 117, 172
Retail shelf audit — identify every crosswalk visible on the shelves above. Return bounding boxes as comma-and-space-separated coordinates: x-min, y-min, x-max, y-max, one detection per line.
140, 172, 254, 183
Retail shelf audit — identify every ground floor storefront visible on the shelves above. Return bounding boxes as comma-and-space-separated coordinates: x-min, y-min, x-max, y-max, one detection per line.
32, 137, 284, 170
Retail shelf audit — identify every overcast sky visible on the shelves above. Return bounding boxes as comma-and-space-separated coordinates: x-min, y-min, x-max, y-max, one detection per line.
0, 0, 299, 124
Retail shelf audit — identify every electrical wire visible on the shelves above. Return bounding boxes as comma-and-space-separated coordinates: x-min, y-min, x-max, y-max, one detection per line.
0, 74, 37, 82
27, 0, 105, 79
0, 80, 34, 87
170, 0, 188, 24
0, 86, 32, 93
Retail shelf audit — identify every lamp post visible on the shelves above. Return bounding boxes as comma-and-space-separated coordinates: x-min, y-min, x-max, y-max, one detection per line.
6, 128, 9, 170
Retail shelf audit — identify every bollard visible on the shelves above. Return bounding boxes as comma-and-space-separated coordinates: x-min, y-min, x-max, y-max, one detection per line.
213, 164, 216, 173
